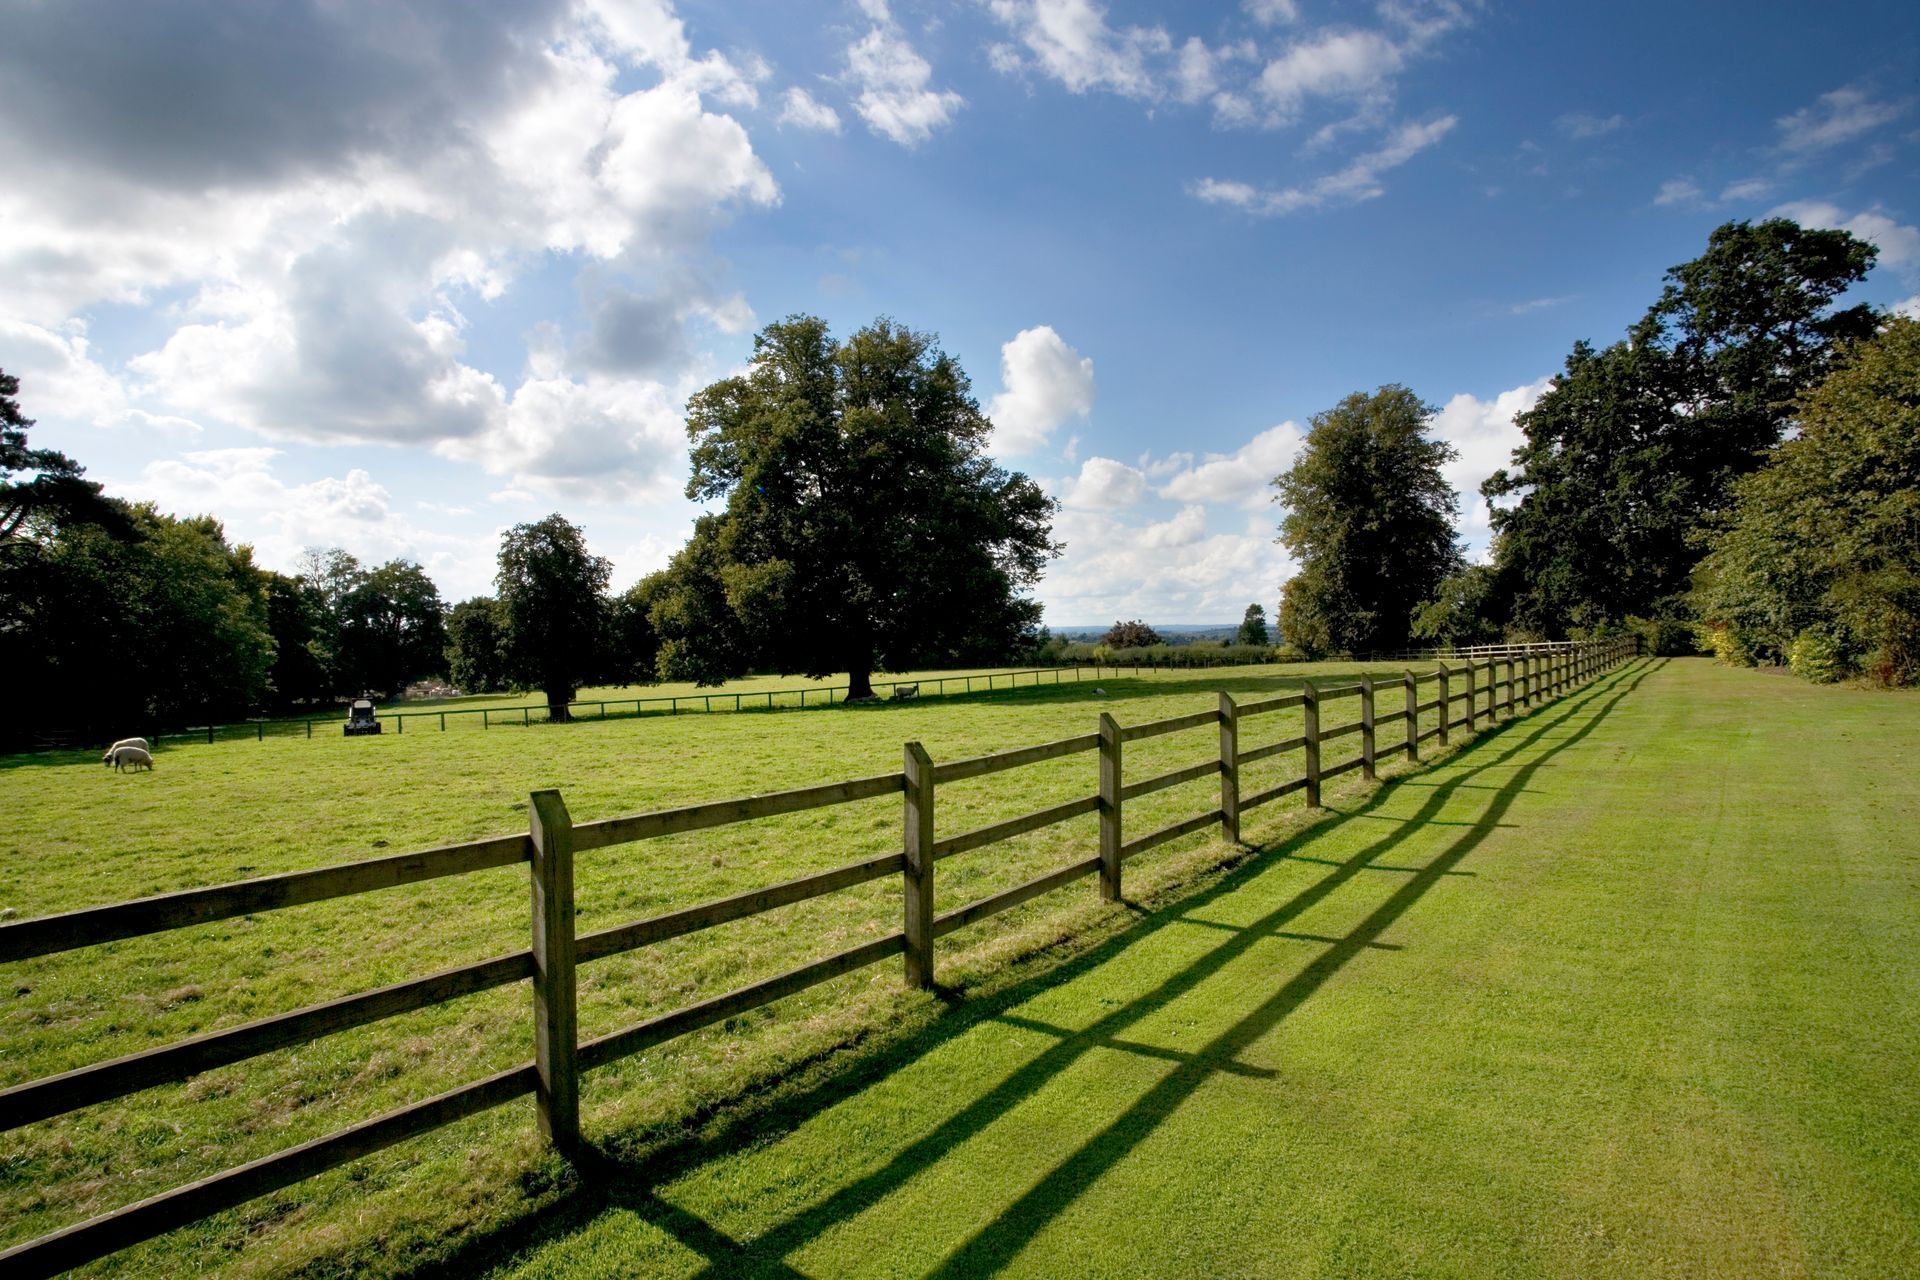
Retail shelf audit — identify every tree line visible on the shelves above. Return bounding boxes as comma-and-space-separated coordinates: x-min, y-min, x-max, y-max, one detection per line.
1273, 218, 1918, 686
0, 315, 1063, 738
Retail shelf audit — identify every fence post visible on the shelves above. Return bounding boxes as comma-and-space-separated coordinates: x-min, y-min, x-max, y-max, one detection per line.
1098, 713, 1124, 900
1219, 692, 1240, 844
528, 789, 580, 1158
1464, 663, 1477, 734
902, 741, 935, 989
1437, 667, 1450, 748
1303, 681, 1321, 808
1504, 658, 1515, 715
1359, 674, 1376, 782
1404, 670, 1418, 761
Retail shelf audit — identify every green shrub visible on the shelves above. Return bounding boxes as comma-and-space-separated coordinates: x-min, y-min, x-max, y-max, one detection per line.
1788, 630, 1843, 683
1704, 623, 1755, 668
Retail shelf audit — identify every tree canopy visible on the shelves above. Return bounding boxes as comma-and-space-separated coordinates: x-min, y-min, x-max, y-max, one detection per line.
497, 514, 611, 720
1694, 316, 1920, 684
1275, 385, 1460, 656
1102, 619, 1162, 649
1, 367, 127, 554
1236, 604, 1269, 647
653, 315, 1057, 697
1485, 219, 1879, 634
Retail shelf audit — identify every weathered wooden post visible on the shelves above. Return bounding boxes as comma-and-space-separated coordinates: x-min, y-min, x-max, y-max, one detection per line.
1098, 712, 1123, 900
902, 741, 935, 989
1303, 681, 1321, 808
528, 789, 580, 1157
1404, 670, 1418, 761
1437, 666, 1451, 748
1359, 674, 1376, 782
1504, 657, 1515, 715
1219, 693, 1240, 844
1464, 663, 1477, 733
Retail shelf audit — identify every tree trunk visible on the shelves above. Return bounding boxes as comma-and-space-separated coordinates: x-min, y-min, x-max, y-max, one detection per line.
847, 666, 875, 701
545, 682, 574, 723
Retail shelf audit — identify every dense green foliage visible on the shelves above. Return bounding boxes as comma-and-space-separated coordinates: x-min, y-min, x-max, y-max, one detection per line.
1102, 619, 1163, 648
2, 506, 274, 737
651, 316, 1056, 698
446, 596, 511, 693
1485, 219, 1879, 634
1694, 317, 1920, 684
1276, 385, 1460, 656
496, 514, 612, 720
1410, 563, 1502, 647
1236, 603, 1270, 646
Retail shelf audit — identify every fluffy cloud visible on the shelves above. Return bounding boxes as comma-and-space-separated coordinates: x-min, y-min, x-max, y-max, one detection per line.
1039, 505, 1285, 622
1257, 29, 1403, 118
843, 21, 964, 146
1, 0, 780, 502
1428, 377, 1553, 555
779, 87, 843, 132
985, 0, 1173, 100
1769, 200, 1920, 275
1192, 115, 1457, 216
1155, 422, 1305, 509
1775, 87, 1908, 155
122, 447, 502, 595
1061, 456, 1146, 509
988, 325, 1096, 455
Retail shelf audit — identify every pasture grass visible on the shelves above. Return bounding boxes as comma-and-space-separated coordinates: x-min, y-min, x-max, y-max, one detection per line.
2, 658, 1437, 1275
11, 658, 1906, 1276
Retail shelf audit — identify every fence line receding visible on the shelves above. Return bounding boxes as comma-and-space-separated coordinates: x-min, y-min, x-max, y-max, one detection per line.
0, 640, 1635, 1278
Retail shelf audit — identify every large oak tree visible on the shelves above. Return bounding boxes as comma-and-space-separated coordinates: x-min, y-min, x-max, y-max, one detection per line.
1274, 385, 1460, 656
655, 315, 1057, 699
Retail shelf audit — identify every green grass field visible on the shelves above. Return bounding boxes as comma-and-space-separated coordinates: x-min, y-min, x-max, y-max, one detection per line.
5, 658, 1917, 1276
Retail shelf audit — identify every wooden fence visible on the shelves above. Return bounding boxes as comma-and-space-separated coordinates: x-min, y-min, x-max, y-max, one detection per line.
0, 639, 1634, 1276
137, 655, 1277, 749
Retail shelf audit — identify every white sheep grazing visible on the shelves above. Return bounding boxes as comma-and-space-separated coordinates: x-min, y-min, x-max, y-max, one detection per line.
109, 736, 150, 755
106, 745, 154, 773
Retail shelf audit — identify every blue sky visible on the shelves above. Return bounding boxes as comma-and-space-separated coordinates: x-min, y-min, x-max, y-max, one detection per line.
2, 1, 1915, 625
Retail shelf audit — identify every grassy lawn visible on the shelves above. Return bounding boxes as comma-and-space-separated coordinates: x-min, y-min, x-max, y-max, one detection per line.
1, 658, 1438, 1275
9, 657, 1913, 1276
457, 658, 1920, 1280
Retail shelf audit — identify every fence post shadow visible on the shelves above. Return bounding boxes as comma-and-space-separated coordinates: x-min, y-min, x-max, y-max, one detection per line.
398, 657, 1656, 1280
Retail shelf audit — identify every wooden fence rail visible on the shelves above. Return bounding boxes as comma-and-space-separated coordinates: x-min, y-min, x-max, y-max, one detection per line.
0, 638, 1636, 1277
130, 656, 1293, 751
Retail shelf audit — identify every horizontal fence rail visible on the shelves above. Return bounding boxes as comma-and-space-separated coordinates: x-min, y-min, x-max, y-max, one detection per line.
0, 638, 1636, 1277
72, 657, 1293, 753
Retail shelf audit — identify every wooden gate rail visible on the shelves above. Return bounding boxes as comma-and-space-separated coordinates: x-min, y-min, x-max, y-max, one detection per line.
0, 638, 1635, 1278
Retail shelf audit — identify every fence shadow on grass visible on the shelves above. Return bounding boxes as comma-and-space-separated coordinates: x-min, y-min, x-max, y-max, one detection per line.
398, 660, 1659, 1280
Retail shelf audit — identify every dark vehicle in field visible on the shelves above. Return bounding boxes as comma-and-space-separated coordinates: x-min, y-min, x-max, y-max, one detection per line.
343, 699, 382, 736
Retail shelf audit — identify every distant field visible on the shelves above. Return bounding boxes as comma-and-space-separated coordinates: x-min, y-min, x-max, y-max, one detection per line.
12, 659, 1910, 1279
1, 658, 1432, 1276
159, 662, 1249, 739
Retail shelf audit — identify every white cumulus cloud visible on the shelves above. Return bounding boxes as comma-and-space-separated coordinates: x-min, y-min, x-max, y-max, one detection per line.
988, 325, 1095, 456
1155, 421, 1306, 509
843, 22, 964, 146
1061, 456, 1146, 509
779, 86, 843, 132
